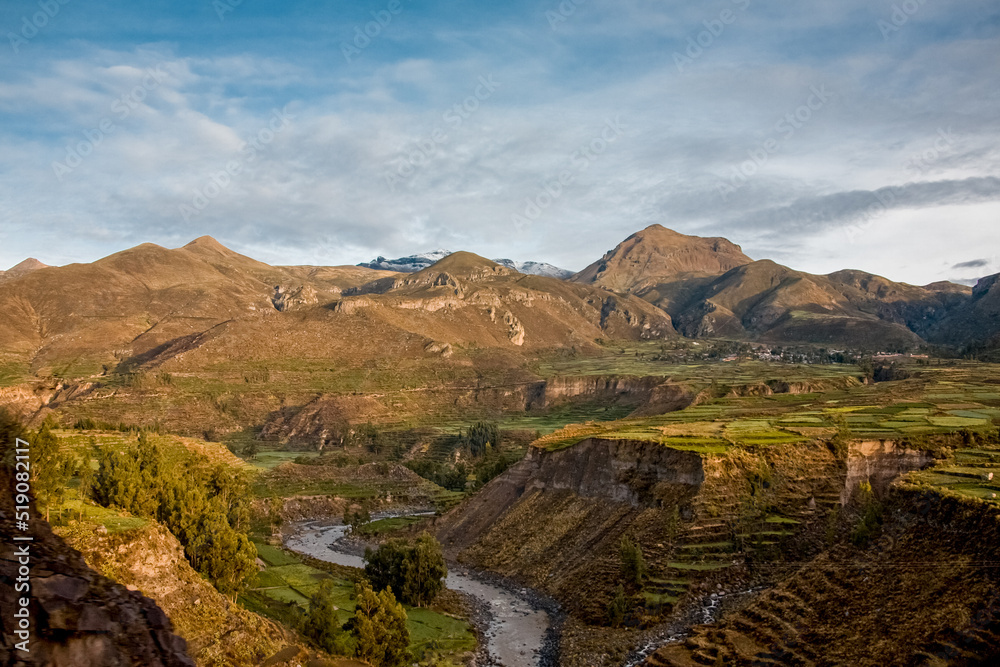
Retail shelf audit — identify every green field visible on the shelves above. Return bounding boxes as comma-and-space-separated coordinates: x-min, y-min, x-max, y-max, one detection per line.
242, 542, 476, 664
534, 363, 1000, 454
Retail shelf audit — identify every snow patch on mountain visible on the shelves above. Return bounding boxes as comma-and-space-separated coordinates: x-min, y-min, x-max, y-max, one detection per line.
360, 251, 572, 279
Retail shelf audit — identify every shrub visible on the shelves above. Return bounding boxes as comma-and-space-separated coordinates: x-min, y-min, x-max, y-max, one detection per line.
620, 535, 646, 586
607, 584, 627, 627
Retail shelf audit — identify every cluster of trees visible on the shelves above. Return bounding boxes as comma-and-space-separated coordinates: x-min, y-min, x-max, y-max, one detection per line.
363, 533, 448, 607
405, 422, 516, 492
89, 432, 257, 596
0, 417, 75, 522
302, 534, 447, 666
303, 579, 410, 667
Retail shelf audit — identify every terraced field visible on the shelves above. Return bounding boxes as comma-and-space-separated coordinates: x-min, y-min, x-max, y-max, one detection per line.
906, 447, 1000, 501
534, 364, 1000, 454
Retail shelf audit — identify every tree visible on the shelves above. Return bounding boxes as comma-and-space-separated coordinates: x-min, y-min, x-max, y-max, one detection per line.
442, 462, 468, 492
206, 463, 252, 530
467, 421, 500, 458
364, 533, 447, 606
268, 496, 284, 532
76, 450, 95, 521
400, 533, 447, 607
31, 422, 73, 521
607, 584, 627, 627
620, 535, 647, 586
344, 503, 371, 534
304, 579, 350, 654
354, 422, 384, 454
352, 580, 410, 667
186, 509, 257, 597
241, 439, 259, 460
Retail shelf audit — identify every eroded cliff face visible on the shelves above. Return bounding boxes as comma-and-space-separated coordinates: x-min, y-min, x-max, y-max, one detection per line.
0, 468, 195, 667
262, 375, 694, 447
436, 435, 940, 638
438, 439, 705, 555
436, 438, 848, 625
841, 439, 934, 504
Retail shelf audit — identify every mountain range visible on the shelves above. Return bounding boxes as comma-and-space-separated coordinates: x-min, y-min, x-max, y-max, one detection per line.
359, 250, 572, 278
2, 225, 999, 385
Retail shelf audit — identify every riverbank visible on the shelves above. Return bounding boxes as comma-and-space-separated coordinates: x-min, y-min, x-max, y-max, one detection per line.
284, 516, 559, 667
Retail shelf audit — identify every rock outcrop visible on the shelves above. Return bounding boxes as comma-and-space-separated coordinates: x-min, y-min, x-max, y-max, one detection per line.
0, 467, 195, 667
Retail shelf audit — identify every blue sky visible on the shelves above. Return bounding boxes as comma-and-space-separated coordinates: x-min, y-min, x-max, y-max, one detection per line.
1, 0, 998, 284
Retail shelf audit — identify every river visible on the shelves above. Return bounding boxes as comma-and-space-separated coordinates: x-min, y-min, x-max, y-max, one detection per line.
285, 517, 553, 667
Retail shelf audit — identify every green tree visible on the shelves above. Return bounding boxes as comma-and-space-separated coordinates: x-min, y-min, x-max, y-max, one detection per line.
304, 579, 350, 654
620, 535, 647, 586
607, 584, 628, 628
269, 496, 284, 532
241, 439, 259, 460
344, 503, 371, 534
186, 509, 257, 597
31, 422, 73, 521
442, 462, 468, 492
364, 533, 447, 607
400, 533, 447, 607
354, 422, 384, 454
206, 463, 252, 530
352, 580, 410, 667
467, 421, 500, 458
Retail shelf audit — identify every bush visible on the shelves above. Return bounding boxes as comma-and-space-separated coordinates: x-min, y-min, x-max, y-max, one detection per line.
849, 481, 883, 547
607, 584, 627, 627
620, 535, 646, 586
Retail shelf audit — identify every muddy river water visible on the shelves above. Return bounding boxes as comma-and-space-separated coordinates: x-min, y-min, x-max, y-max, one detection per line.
285, 518, 553, 667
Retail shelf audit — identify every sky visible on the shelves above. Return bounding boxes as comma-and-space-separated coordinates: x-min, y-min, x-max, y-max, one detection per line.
0, 0, 998, 285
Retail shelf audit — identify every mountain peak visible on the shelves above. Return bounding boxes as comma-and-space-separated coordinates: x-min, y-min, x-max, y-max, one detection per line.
419, 251, 507, 277
183, 236, 233, 254
573, 226, 752, 292
7, 257, 48, 273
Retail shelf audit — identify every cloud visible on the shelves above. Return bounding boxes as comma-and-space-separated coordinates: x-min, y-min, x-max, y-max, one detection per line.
0, 1, 998, 285
953, 259, 989, 269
